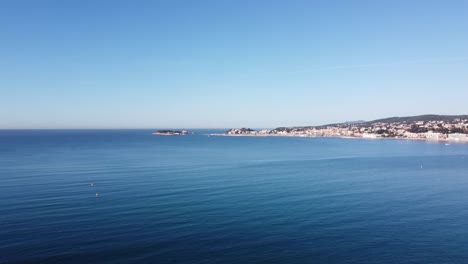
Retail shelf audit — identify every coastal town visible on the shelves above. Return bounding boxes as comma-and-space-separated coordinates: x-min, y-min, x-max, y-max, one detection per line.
222, 115, 468, 142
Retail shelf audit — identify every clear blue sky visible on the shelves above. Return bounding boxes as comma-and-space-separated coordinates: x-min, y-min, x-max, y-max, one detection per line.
1, 0, 468, 129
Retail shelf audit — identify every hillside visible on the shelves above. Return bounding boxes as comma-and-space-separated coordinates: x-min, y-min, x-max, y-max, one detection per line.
366, 115, 468, 125
273, 115, 468, 131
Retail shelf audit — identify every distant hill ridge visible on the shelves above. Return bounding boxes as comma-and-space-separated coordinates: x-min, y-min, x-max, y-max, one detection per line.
275, 115, 468, 130
365, 114, 468, 124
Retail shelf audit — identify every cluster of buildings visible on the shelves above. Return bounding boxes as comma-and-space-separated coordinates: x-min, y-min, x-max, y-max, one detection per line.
224, 118, 468, 142
225, 128, 257, 135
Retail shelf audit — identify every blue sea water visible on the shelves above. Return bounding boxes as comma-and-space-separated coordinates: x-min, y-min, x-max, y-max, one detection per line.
1, 130, 468, 264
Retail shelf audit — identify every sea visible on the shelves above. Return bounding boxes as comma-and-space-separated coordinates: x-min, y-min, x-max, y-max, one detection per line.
1, 129, 468, 264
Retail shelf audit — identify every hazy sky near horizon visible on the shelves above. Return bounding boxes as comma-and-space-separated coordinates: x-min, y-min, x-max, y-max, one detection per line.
1, 0, 468, 129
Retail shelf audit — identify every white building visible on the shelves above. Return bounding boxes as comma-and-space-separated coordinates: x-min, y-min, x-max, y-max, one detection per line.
448, 133, 468, 141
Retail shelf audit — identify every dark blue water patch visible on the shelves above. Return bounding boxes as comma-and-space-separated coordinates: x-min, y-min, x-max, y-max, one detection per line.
0, 130, 467, 263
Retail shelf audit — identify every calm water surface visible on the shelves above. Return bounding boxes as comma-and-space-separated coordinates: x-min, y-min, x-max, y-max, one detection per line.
1, 130, 468, 263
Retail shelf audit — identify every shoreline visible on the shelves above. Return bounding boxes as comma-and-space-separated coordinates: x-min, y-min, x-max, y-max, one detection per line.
209, 133, 468, 144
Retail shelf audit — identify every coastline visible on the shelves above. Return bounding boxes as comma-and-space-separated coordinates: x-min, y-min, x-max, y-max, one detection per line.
219, 116, 468, 144
210, 133, 468, 144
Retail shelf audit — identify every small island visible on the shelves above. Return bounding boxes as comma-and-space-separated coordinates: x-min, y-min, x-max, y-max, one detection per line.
152, 130, 189, 136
